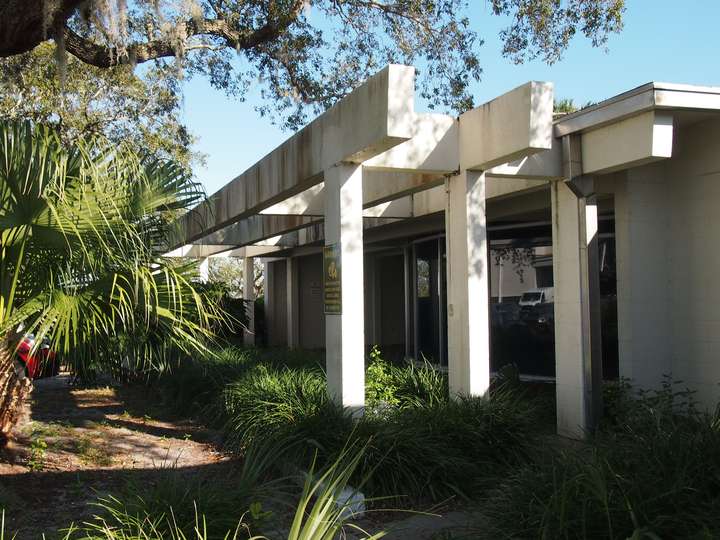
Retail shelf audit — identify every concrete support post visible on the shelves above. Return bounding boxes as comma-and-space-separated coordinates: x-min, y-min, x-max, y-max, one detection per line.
444, 170, 490, 398
264, 261, 273, 345
324, 163, 365, 413
286, 257, 299, 348
243, 257, 256, 346
551, 180, 602, 439
198, 257, 210, 283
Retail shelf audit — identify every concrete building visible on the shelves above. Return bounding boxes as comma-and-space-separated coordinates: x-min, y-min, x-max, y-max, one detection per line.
168, 66, 720, 439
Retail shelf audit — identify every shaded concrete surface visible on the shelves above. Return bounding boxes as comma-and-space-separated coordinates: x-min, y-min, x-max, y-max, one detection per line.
381, 510, 482, 539
349, 508, 483, 539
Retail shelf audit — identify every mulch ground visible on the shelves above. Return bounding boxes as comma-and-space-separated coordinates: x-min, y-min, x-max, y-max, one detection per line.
0, 374, 234, 539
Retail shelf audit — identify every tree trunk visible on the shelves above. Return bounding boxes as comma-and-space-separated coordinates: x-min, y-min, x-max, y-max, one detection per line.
0, 0, 85, 57
0, 338, 32, 446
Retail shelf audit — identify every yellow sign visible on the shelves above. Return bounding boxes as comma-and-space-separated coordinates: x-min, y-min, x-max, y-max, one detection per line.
324, 244, 341, 314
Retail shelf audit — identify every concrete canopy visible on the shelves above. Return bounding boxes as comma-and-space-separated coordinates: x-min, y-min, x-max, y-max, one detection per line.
175, 76, 560, 253
172, 64, 417, 247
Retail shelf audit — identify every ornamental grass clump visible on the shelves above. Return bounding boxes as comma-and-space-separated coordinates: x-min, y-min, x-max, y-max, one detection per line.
356, 384, 540, 504
365, 347, 448, 415
482, 380, 720, 539
51, 443, 384, 540
157, 347, 259, 421
221, 363, 352, 456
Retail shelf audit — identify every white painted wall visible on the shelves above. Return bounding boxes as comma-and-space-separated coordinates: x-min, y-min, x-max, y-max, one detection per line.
615, 117, 720, 407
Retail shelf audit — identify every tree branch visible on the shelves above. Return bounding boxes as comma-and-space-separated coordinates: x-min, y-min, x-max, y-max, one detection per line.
63, 5, 306, 68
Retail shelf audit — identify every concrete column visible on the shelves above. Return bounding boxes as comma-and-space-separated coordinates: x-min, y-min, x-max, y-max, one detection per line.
198, 257, 209, 283
444, 170, 490, 398
243, 257, 255, 346
324, 163, 365, 412
551, 180, 602, 439
286, 257, 299, 348
264, 260, 273, 345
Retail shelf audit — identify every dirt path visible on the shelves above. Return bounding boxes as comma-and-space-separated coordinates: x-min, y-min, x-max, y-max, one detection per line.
0, 375, 232, 539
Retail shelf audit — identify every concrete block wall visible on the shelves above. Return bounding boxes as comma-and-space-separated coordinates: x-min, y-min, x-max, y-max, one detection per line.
615, 117, 720, 406
667, 118, 720, 405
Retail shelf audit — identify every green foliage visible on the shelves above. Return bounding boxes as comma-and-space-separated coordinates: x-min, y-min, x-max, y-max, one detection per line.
356, 386, 539, 503
365, 347, 400, 412
159, 346, 542, 506
103, 457, 282, 539
0, 44, 199, 171
208, 259, 264, 300
491, 0, 625, 65
2, 2, 624, 130
157, 347, 258, 421
60, 498, 256, 540
482, 380, 720, 539
365, 346, 448, 414
288, 443, 385, 540
221, 363, 349, 455
0, 120, 220, 383
28, 437, 47, 471
554, 98, 578, 113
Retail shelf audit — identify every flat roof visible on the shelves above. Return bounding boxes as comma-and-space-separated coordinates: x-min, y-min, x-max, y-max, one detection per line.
554, 81, 720, 137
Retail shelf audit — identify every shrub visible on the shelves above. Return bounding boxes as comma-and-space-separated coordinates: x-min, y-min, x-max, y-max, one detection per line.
156, 347, 258, 421
483, 381, 720, 539
156, 346, 546, 507
221, 363, 351, 455
356, 385, 539, 504
53, 443, 384, 540
365, 347, 448, 414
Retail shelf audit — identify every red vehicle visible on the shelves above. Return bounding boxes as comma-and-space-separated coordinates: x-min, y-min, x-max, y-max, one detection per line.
15, 334, 59, 379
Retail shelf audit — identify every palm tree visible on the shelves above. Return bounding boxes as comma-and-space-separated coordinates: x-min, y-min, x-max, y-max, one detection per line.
0, 120, 219, 440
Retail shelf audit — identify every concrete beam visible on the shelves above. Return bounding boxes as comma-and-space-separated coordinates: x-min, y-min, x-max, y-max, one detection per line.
213, 245, 284, 258
260, 170, 444, 217
175, 64, 416, 245
581, 111, 674, 175
199, 214, 321, 246
362, 196, 413, 218
363, 113, 458, 173
460, 81, 554, 170
164, 244, 235, 258
487, 135, 563, 180
554, 81, 720, 138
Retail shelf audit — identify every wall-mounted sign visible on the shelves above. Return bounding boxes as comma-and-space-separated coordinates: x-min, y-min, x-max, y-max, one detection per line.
324, 243, 341, 314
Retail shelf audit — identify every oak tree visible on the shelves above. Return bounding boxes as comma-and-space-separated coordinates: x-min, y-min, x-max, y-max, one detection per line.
0, 1, 625, 128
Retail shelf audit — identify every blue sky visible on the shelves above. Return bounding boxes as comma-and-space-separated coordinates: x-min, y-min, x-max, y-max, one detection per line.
181, 0, 720, 195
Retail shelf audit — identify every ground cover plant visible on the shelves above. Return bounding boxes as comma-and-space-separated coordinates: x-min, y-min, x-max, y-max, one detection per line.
155, 346, 548, 507
481, 379, 720, 539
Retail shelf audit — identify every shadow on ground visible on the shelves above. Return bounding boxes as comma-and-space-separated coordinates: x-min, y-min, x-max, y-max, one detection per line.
0, 375, 234, 539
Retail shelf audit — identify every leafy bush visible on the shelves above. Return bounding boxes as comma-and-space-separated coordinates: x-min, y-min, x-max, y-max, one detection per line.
217, 354, 540, 505
483, 380, 720, 539
156, 347, 258, 421
221, 363, 351, 455
155, 346, 544, 506
52, 443, 384, 540
365, 347, 448, 414
357, 385, 539, 503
